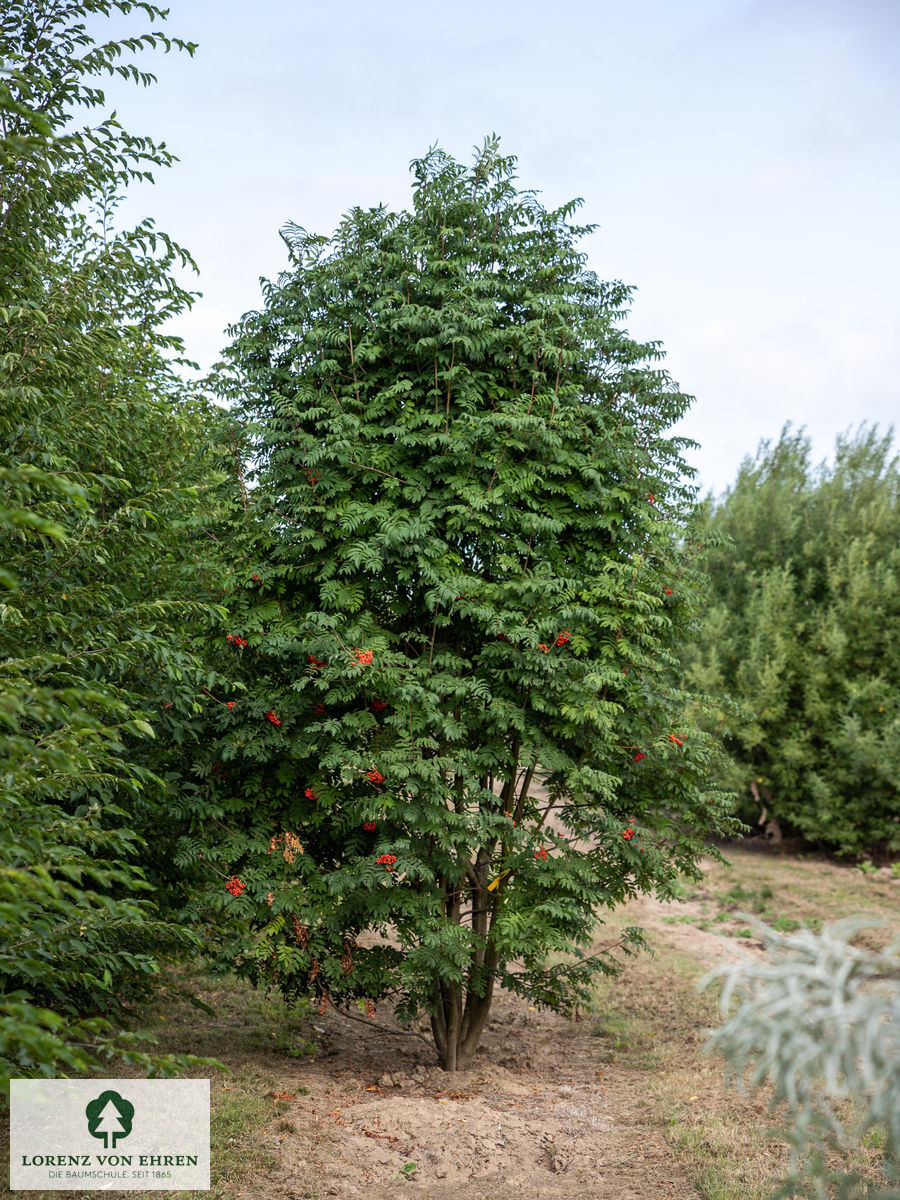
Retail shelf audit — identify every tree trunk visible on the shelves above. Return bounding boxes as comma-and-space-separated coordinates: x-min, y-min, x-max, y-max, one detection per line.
431, 974, 496, 1070
432, 786, 511, 1070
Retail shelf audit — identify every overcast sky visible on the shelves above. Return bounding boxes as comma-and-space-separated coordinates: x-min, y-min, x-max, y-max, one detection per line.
89, 0, 899, 498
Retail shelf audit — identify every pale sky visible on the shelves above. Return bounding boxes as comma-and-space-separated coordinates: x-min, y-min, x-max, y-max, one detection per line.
88, 0, 899, 498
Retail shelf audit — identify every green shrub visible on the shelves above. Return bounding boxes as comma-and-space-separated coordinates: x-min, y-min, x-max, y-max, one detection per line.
0, 0, 226, 1086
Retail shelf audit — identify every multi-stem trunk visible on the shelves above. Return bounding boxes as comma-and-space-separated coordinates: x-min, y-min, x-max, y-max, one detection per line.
430, 761, 522, 1069
430, 845, 501, 1070
430, 971, 496, 1071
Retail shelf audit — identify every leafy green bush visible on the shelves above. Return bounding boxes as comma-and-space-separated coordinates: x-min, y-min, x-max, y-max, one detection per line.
685, 425, 900, 855
0, 0, 227, 1086
187, 139, 741, 1070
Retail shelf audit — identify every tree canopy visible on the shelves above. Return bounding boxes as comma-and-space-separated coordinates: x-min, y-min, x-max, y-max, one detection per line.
196, 139, 739, 1070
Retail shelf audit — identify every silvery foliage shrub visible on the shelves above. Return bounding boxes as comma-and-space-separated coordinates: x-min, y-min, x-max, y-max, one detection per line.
705, 918, 899, 1199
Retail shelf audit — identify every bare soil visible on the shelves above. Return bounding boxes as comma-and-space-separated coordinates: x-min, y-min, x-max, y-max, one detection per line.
244, 977, 689, 1199
217, 887, 756, 1200
217, 849, 898, 1200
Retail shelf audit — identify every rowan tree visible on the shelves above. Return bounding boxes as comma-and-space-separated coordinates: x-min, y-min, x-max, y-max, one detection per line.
196, 140, 739, 1070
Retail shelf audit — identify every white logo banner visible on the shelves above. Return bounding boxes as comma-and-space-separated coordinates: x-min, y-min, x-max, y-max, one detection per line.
9, 1079, 210, 1191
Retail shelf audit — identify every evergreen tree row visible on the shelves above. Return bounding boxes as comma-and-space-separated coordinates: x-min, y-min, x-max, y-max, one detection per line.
686, 424, 900, 856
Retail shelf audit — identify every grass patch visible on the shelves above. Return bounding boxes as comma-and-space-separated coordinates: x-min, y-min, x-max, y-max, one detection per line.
703, 848, 899, 946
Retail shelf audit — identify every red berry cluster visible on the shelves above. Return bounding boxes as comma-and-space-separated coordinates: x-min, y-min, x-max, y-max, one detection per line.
623, 828, 635, 841
648, 493, 655, 504
376, 853, 396, 870
369, 698, 387, 713
366, 769, 385, 785
669, 734, 684, 746
634, 751, 646, 762
252, 573, 260, 582
308, 654, 326, 670
305, 468, 322, 487
363, 820, 377, 832
226, 634, 248, 647
496, 632, 509, 641
665, 587, 673, 595
355, 648, 373, 666
227, 701, 235, 709
312, 703, 327, 716
555, 631, 571, 647
534, 845, 548, 860
225, 876, 245, 896
264, 710, 281, 727
304, 787, 317, 801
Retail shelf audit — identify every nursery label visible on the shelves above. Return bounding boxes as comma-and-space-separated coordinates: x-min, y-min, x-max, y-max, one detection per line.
9, 1079, 209, 1190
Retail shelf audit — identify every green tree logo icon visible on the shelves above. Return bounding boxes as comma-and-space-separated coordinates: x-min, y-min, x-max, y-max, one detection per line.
85, 1090, 134, 1149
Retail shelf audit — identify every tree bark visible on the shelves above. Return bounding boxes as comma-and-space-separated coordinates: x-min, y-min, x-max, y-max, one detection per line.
432, 930, 501, 1070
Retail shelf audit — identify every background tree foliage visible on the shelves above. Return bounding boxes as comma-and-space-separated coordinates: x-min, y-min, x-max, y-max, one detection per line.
685, 425, 900, 856
194, 140, 741, 1071
1, 0, 228, 1087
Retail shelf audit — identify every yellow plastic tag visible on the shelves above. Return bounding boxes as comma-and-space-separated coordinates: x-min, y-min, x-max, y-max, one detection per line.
487, 869, 511, 892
